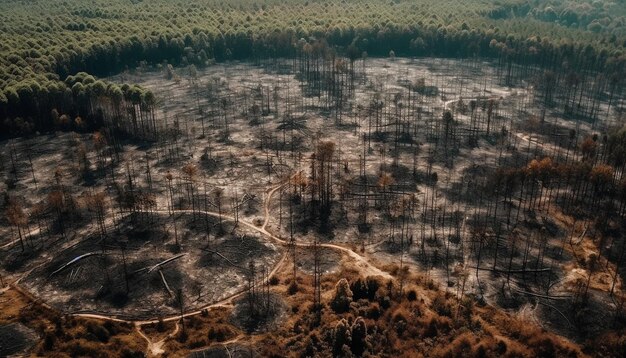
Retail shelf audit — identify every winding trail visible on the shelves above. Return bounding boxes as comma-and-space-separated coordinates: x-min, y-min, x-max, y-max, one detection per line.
136, 320, 181, 356
6, 93, 534, 355
442, 93, 557, 154
4, 177, 392, 356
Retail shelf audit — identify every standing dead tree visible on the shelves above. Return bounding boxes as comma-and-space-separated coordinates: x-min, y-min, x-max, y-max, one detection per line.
6, 198, 27, 252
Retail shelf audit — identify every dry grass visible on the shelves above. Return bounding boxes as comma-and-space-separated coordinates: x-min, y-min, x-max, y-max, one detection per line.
0, 286, 144, 357
1, 246, 622, 357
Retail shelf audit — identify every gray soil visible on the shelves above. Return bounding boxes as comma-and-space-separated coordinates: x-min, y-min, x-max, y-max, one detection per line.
0, 323, 38, 357
0, 57, 623, 340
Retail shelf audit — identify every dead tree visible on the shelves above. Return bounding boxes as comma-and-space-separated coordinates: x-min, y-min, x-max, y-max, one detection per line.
313, 236, 322, 325
6, 199, 27, 252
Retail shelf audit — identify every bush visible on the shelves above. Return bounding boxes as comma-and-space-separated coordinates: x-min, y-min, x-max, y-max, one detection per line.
423, 318, 438, 338
531, 337, 557, 358
86, 322, 111, 343
431, 295, 452, 317
351, 278, 368, 300
110, 291, 129, 307
43, 332, 56, 351
178, 330, 188, 343
189, 339, 206, 349
287, 281, 298, 295
103, 320, 120, 336
331, 278, 353, 313
392, 308, 408, 323
156, 317, 165, 332
332, 319, 351, 356
366, 303, 381, 319
496, 340, 507, 354
379, 296, 391, 310
474, 344, 487, 358
366, 278, 380, 300
269, 276, 280, 285
54, 317, 65, 337
208, 325, 232, 342
351, 317, 368, 356
450, 334, 473, 356
65, 341, 103, 357
350, 276, 381, 301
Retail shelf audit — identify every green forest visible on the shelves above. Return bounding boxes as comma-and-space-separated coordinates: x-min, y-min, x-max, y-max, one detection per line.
0, 0, 624, 135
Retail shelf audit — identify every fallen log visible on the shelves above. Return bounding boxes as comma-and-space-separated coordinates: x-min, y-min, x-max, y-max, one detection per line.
573, 225, 589, 246
49, 252, 102, 278
538, 301, 573, 327
159, 269, 173, 297
134, 253, 187, 275
200, 248, 244, 270
468, 266, 552, 274
148, 253, 186, 273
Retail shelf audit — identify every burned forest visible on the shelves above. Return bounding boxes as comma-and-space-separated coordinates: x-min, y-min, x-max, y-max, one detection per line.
1, 0, 626, 357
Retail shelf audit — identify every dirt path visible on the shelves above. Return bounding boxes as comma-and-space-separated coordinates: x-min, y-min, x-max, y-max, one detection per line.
442, 93, 559, 155
0, 227, 42, 250
262, 178, 286, 232
7, 178, 392, 356
136, 320, 181, 357
136, 324, 164, 356
188, 334, 245, 355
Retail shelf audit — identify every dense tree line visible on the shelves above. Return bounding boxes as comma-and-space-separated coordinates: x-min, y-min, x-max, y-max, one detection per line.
488, 0, 626, 36
0, 0, 624, 136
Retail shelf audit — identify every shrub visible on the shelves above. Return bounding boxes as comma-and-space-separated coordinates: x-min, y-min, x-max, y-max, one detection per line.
54, 318, 65, 337
351, 278, 368, 300
332, 319, 351, 356
351, 317, 368, 356
474, 344, 487, 358
65, 341, 103, 357
450, 334, 473, 356
189, 339, 206, 349
86, 322, 111, 343
287, 281, 298, 295
367, 302, 381, 319
43, 332, 56, 351
366, 277, 381, 299
392, 308, 408, 323
111, 291, 129, 307
293, 320, 303, 334
431, 295, 452, 317
103, 320, 120, 336
178, 330, 188, 343
423, 318, 438, 338
379, 296, 391, 310
208, 325, 232, 342
269, 276, 280, 285
331, 278, 353, 313
350, 276, 382, 301
496, 340, 507, 354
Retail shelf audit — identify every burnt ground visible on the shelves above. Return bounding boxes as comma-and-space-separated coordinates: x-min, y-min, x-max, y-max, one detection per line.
0, 58, 624, 342
9, 212, 281, 319
189, 344, 258, 358
0, 323, 39, 356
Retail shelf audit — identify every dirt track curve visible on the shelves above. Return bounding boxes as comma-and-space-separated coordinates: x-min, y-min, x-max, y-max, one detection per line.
4, 177, 393, 356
